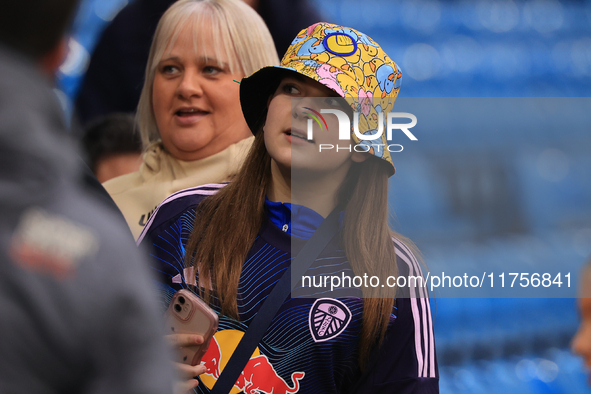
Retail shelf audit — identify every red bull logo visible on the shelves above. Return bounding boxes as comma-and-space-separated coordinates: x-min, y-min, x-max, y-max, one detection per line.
200, 330, 305, 394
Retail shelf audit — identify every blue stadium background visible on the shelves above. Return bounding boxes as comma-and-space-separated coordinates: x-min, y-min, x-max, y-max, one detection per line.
56, 0, 591, 392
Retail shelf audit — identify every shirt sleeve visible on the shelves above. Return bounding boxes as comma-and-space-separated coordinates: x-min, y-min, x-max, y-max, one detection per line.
137, 184, 225, 310
141, 205, 195, 312
346, 238, 439, 394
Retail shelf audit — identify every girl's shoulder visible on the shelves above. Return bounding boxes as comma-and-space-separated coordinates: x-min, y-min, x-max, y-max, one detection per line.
391, 236, 424, 279
390, 235, 430, 301
136, 183, 226, 244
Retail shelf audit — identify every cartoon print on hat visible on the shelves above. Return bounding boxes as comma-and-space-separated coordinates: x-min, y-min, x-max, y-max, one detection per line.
240, 22, 403, 174
309, 298, 352, 342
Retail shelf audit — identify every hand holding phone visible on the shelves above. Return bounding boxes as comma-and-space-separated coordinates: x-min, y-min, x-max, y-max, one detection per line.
164, 289, 218, 366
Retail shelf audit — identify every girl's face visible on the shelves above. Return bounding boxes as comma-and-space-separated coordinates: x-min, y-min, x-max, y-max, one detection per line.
152, 23, 251, 161
573, 272, 591, 381
263, 75, 365, 175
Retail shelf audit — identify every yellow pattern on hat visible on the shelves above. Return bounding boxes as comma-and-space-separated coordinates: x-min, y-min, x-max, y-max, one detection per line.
280, 22, 402, 170
240, 22, 402, 173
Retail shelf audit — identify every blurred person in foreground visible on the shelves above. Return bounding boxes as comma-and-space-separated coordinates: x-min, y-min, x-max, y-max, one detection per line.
82, 113, 143, 183
0, 1, 174, 393
102, 0, 279, 239
572, 258, 591, 384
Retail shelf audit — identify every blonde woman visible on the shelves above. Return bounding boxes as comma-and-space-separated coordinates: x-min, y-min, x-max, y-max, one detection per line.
103, 0, 279, 239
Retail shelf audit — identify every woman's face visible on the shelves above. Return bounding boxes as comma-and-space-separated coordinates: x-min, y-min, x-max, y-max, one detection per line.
263, 75, 364, 175
152, 23, 251, 161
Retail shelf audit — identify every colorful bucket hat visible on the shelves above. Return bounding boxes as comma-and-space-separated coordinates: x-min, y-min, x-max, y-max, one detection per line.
240, 22, 402, 175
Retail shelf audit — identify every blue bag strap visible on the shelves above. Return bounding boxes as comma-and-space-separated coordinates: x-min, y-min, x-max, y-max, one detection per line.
209, 208, 341, 394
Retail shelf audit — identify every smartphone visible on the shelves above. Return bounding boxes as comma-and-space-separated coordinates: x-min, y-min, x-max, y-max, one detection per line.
164, 289, 218, 366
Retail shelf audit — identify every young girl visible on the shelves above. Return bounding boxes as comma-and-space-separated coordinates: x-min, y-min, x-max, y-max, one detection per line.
140, 22, 438, 393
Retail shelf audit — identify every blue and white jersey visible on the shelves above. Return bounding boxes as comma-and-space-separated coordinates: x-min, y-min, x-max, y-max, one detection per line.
139, 183, 438, 394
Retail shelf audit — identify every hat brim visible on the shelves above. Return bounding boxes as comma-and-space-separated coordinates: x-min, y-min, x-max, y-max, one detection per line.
239, 66, 301, 135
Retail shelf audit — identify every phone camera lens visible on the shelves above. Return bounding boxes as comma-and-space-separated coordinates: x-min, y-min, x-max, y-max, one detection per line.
178, 296, 185, 305
174, 304, 182, 312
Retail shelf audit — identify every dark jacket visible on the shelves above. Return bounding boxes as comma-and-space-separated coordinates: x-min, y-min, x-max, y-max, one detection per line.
0, 44, 173, 394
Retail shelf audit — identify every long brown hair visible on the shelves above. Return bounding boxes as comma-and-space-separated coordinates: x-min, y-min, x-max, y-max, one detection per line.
185, 132, 406, 369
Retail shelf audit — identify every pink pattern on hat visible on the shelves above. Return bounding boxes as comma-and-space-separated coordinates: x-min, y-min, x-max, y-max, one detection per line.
316, 64, 345, 97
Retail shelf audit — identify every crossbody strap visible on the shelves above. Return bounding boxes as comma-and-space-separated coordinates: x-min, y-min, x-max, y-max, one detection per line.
209, 208, 341, 394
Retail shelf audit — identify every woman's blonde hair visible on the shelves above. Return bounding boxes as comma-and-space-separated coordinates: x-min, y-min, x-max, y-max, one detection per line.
137, 0, 279, 149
